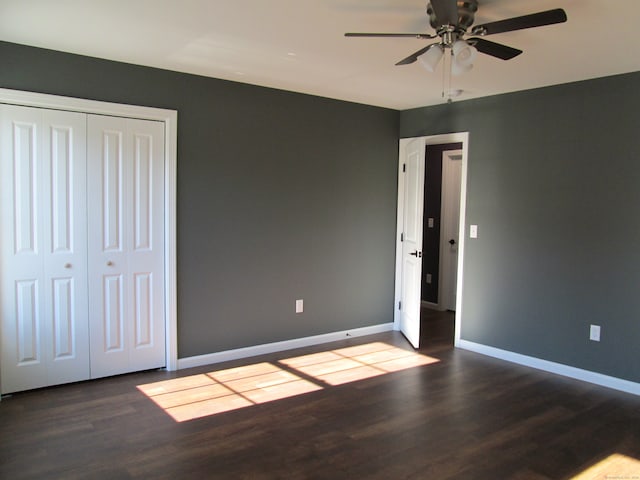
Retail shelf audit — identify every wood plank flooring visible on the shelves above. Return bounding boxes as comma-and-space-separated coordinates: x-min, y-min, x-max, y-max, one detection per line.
1, 324, 640, 479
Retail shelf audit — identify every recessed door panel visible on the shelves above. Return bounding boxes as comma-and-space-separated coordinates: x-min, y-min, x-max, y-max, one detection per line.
404, 154, 421, 245
52, 277, 73, 359
134, 134, 152, 252
102, 131, 124, 253
50, 125, 73, 253
134, 272, 152, 347
16, 279, 40, 365
103, 274, 124, 352
13, 121, 38, 255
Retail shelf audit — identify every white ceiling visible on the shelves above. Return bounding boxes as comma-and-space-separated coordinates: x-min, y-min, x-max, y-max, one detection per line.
1, 0, 638, 110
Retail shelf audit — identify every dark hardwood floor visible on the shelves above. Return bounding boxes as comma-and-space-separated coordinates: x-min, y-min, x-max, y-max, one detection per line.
420, 304, 455, 349
2, 322, 640, 479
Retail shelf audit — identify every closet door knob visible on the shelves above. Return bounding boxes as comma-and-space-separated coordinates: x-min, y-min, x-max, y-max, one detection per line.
106, 261, 113, 266
64, 263, 72, 269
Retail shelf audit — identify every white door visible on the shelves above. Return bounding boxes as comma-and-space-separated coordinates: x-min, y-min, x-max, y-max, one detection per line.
400, 138, 425, 348
87, 115, 165, 378
440, 150, 462, 311
0, 105, 90, 393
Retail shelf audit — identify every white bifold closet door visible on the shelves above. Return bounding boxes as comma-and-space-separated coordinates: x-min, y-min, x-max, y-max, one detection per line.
1, 105, 166, 393
87, 115, 165, 379
0, 105, 90, 392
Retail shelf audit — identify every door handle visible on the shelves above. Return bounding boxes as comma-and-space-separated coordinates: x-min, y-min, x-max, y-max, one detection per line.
64, 263, 72, 269
409, 251, 422, 258
449, 239, 456, 245
106, 261, 113, 267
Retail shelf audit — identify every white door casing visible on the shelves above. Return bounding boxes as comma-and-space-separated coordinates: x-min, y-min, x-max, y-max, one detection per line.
87, 115, 166, 379
440, 150, 462, 311
0, 105, 90, 393
399, 138, 425, 348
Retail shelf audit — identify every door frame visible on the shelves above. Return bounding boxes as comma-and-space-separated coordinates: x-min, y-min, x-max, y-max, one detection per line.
394, 132, 469, 346
0, 88, 178, 372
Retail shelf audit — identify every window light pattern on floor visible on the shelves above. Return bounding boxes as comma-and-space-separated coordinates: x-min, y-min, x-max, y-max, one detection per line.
571, 453, 640, 480
137, 342, 439, 422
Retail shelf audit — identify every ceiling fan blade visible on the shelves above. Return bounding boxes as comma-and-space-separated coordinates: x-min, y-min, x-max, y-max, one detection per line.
395, 43, 440, 66
471, 8, 567, 36
468, 38, 522, 60
345, 33, 436, 39
430, 0, 459, 26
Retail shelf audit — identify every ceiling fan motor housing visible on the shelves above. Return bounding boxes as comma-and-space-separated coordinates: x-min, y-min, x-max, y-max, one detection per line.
427, 0, 478, 32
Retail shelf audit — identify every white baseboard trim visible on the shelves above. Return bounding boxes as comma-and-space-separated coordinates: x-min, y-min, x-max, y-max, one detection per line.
177, 323, 395, 370
457, 339, 640, 396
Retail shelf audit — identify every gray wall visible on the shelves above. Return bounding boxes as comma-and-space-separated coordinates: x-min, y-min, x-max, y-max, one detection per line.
401, 71, 640, 383
0, 41, 400, 358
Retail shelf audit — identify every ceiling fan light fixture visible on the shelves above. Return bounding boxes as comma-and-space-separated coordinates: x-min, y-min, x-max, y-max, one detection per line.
452, 40, 477, 67
418, 44, 444, 72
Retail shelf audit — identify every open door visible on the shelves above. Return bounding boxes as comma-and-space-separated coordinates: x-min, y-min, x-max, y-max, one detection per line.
440, 150, 462, 311
399, 138, 425, 348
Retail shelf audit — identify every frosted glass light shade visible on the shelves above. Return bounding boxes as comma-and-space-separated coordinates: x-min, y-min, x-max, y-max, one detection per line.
418, 44, 444, 72
452, 40, 477, 67
451, 40, 477, 76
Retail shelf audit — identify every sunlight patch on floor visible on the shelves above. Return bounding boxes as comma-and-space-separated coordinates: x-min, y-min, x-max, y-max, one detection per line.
137, 342, 439, 422
280, 342, 439, 386
571, 453, 640, 480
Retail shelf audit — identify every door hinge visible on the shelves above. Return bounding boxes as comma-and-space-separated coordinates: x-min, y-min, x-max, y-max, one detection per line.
402, 163, 406, 173
400, 232, 404, 242
398, 301, 402, 310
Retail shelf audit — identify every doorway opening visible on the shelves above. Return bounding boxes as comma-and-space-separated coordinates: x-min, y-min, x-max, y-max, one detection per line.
394, 133, 468, 350
420, 144, 463, 348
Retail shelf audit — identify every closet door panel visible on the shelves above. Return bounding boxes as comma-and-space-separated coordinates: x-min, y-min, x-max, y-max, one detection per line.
127, 119, 165, 371
43, 110, 90, 386
88, 116, 165, 378
1, 106, 89, 393
88, 116, 129, 377
1, 106, 46, 393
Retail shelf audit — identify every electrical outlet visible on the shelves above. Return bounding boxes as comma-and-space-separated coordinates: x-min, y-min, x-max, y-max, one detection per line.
470, 225, 478, 238
426, 273, 432, 284
589, 324, 601, 342
295, 299, 304, 314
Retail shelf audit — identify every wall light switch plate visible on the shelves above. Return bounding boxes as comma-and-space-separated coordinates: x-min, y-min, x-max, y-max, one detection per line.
470, 225, 478, 239
295, 299, 304, 314
428, 218, 434, 228
589, 324, 601, 342
426, 273, 432, 284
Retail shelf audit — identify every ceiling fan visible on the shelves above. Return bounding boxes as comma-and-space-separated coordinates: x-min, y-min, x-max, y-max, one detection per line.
345, 0, 567, 72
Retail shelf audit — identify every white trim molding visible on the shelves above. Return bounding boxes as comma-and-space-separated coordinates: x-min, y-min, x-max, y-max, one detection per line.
0, 88, 179, 372
458, 340, 640, 396
177, 323, 394, 370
